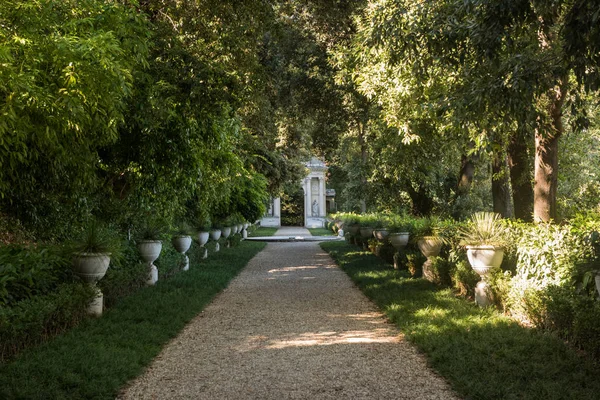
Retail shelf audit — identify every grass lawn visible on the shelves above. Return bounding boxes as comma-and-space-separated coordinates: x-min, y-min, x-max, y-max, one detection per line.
321, 240, 600, 400
0, 240, 267, 399
308, 227, 334, 236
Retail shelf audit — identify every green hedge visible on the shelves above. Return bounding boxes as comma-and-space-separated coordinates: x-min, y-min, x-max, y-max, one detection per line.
0, 283, 95, 362
0, 233, 242, 362
333, 211, 600, 358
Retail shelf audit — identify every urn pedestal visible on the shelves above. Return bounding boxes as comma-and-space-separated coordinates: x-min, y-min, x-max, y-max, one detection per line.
389, 233, 410, 269
466, 245, 504, 307
172, 235, 192, 271
72, 252, 111, 316
418, 237, 443, 282
210, 229, 222, 252
138, 240, 162, 285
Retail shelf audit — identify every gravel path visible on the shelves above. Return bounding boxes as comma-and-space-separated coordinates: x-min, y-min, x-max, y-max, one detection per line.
119, 227, 459, 399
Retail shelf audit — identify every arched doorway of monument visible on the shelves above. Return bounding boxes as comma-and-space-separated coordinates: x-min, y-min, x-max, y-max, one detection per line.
280, 183, 304, 226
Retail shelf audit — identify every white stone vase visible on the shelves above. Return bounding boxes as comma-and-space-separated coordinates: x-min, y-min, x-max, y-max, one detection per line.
221, 227, 232, 239
72, 252, 111, 316
138, 240, 162, 285
210, 229, 222, 252
466, 245, 504, 307
198, 231, 210, 258
172, 235, 192, 271
360, 226, 374, 239
348, 224, 360, 236
418, 237, 443, 259
222, 226, 232, 247
388, 232, 410, 250
373, 229, 390, 241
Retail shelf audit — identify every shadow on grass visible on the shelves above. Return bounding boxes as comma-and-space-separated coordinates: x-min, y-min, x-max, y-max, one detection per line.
322, 240, 600, 400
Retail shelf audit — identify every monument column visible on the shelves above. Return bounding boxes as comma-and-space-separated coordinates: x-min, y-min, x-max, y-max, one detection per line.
305, 177, 311, 221
319, 177, 326, 217
274, 198, 281, 218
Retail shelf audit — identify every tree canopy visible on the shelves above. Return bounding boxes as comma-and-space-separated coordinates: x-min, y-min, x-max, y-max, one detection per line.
0, 0, 599, 241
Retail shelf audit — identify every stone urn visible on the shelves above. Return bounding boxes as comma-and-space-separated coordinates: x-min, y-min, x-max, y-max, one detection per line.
210, 229, 222, 252
418, 237, 443, 258
138, 240, 162, 285
222, 226, 232, 247
347, 224, 360, 236
388, 232, 410, 250
72, 252, 111, 316
360, 226, 374, 239
222, 227, 232, 239
418, 237, 443, 282
595, 273, 600, 298
466, 245, 504, 307
373, 229, 390, 241
389, 232, 410, 270
172, 235, 192, 271
198, 231, 210, 258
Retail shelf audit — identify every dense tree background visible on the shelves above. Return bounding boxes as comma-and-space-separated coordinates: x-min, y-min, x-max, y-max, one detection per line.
0, 0, 598, 241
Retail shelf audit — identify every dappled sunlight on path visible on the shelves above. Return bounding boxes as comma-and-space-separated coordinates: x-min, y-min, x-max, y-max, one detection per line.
120, 236, 460, 400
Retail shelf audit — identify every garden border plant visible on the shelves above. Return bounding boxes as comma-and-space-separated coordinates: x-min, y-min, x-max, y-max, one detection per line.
0, 239, 269, 399
320, 240, 600, 400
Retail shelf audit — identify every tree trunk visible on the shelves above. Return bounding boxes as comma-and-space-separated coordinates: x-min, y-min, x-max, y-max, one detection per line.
507, 127, 534, 221
457, 155, 475, 194
404, 179, 434, 216
492, 152, 512, 218
358, 121, 368, 213
533, 80, 567, 222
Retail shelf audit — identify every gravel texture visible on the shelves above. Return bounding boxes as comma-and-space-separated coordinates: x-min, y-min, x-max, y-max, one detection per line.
119, 227, 460, 399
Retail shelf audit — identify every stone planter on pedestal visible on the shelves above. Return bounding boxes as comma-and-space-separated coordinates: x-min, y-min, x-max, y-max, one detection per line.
172, 235, 192, 271
347, 224, 360, 244
373, 229, 390, 241
466, 245, 504, 307
198, 231, 210, 258
418, 237, 443, 282
221, 227, 232, 247
138, 240, 162, 285
210, 229, 222, 252
389, 232, 410, 269
72, 252, 111, 316
360, 227, 374, 250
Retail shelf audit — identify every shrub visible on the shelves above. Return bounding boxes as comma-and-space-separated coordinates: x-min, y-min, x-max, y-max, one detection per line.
98, 241, 147, 308
427, 256, 453, 286
573, 300, 600, 358
0, 283, 95, 362
504, 221, 596, 322
451, 260, 480, 298
0, 245, 72, 307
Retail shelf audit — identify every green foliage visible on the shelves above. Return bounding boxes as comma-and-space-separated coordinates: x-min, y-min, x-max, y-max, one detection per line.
172, 221, 195, 237
322, 240, 600, 400
0, 282, 95, 362
451, 260, 480, 298
386, 214, 414, 233
281, 183, 304, 226
459, 212, 508, 247
136, 220, 166, 241
0, 240, 266, 398
70, 222, 122, 255
427, 256, 453, 286
0, 245, 71, 307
